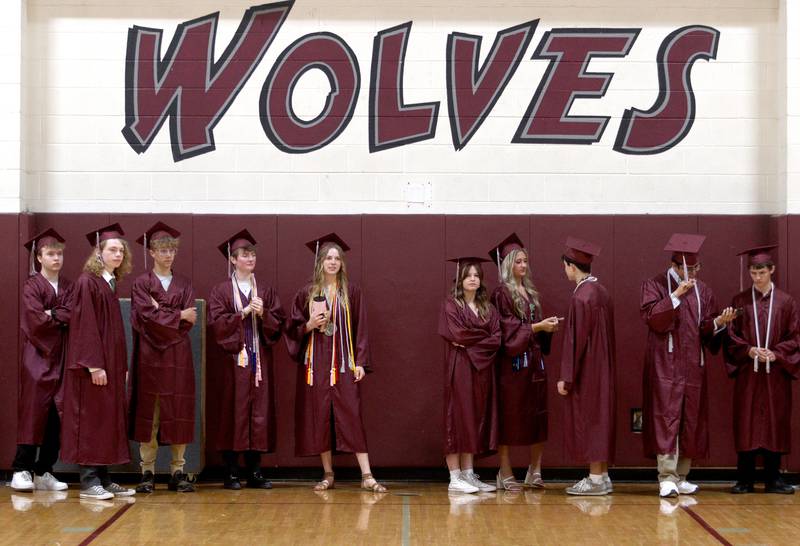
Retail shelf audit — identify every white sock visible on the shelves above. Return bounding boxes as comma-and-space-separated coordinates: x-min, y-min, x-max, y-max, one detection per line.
589, 473, 603, 484
450, 470, 462, 482
602, 472, 610, 480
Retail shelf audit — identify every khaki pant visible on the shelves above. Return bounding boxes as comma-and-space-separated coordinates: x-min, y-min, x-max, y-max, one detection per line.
139, 397, 186, 474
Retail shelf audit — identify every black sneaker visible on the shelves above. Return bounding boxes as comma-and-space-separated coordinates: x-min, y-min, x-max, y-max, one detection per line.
246, 472, 272, 489
730, 481, 754, 494
223, 475, 241, 490
765, 479, 795, 495
136, 471, 155, 494
168, 471, 196, 493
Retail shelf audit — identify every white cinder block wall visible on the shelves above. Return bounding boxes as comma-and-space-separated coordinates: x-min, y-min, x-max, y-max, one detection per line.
4, 0, 799, 214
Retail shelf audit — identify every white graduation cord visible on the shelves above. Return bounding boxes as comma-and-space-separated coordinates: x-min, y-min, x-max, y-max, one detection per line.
751, 282, 775, 374
666, 269, 703, 365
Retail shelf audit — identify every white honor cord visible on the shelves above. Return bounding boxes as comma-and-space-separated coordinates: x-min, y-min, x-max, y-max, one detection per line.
666, 270, 703, 365
752, 282, 775, 374
574, 275, 597, 294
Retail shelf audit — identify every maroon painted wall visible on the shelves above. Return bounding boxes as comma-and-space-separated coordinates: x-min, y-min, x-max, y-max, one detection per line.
2, 213, 797, 471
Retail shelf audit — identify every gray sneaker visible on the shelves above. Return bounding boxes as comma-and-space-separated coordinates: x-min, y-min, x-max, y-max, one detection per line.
80, 485, 113, 500
566, 477, 609, 496
104, 482, 136, 497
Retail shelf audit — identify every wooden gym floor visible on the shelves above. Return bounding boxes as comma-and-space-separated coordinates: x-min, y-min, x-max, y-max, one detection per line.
2, 481, 800, 545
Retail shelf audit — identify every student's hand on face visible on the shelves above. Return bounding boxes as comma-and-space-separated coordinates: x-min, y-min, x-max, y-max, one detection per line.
91, 369, 107, 386
180, 308, 197, 324
674, 280, 695, 297
557, 380, 569, 396
353, 366, 365, 382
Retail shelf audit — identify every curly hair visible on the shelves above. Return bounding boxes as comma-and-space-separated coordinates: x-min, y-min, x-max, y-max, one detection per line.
83, 238, 133, 281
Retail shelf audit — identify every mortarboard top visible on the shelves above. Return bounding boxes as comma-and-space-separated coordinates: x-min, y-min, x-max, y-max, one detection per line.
305, 232, 351, 255
447, 256, 491, 265
24, 228, 65, 252
85, 223, 125, 247
737, 244, 778, 267
490, 232, 526, 263
664, 233, 705, 266
136, 221, 181, 247
564, 236, 601, 266
218, 229, 257, 260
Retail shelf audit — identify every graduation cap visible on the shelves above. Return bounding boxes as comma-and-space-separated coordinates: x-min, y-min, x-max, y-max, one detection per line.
85, 223, 125, 248
218, 229, 257, 276
447, 255, 491, 286
490, 233, 526, 278
24, 228, 65, 275
137, 221, 181, 269
563, 236, 601, 266
664, 233, 705, 267
306, 232, 350, 257
737, 244, 778, 291
136, 221, 181, 248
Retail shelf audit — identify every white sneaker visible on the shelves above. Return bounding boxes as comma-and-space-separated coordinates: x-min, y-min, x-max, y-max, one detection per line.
659, 481, 679, 498
10, 471, 34, 492
461, 471, 497, 492
80, 485, 114, 500
677, 480, 699, 495
604, 476, 613, 493
104, 482, 136, 497
448, 476, 479, 494
34, 472, 68, 491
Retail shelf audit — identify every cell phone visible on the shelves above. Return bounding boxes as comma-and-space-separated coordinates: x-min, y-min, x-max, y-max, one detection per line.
311, 296, 328, 329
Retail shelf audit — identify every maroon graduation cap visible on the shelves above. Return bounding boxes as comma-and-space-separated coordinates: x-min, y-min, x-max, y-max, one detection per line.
305, 232, 351, 256
137, 221, 182, 269
664, 233, 705, 267
564, 236, 601, 266
736, 244, 778, 291
24, 228, 65, 275
85, 223, 125, 248
490, 232, 526, 262
136, 221, 181, 247
218, 229, 257, 260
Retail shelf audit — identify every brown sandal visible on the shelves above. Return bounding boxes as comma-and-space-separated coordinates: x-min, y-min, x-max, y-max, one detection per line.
314, 472, 335, 491
361, 473, 387, 493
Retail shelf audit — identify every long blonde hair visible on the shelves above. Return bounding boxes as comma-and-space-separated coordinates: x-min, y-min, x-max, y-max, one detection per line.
501, 249, 540, 319
308, 242, 349, 307
453, 261, 491, 320
83, 238, 133, 281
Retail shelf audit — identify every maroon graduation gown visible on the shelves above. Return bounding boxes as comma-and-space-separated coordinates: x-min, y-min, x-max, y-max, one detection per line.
129, 271, 195, 445
559, 279, 616, 464
61, 273, 130, 466
491, 286, 551, 446
285, 284, 370, 456
208, 279, 285, 452
640, 273, 722, 459
438, 296, 501, 455
724, 286, 800, 453
17, 273, 73, 445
